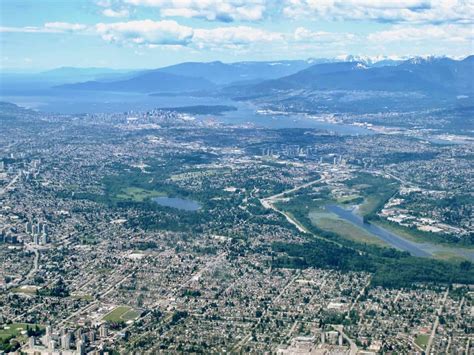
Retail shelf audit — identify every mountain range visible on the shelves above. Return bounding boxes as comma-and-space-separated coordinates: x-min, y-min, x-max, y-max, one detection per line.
2, 56, 472, 98
226, 56, 474, 98
56, 59, 316, 93
58, 71, 215, 93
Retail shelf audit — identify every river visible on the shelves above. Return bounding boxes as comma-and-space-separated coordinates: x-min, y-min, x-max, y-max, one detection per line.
325, 204, 474, 261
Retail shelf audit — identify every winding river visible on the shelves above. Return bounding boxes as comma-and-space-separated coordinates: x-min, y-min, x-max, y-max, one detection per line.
325, 204, 474, 261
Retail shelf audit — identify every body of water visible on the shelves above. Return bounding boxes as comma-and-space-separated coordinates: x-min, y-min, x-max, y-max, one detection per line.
1, 90, 373, 134
325, 204, 474, 261
1, 90, 230, 114
216, 102, 373, 133
152, 196, 201, 211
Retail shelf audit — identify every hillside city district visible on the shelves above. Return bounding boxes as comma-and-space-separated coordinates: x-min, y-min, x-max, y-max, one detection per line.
0, 104, 473, 354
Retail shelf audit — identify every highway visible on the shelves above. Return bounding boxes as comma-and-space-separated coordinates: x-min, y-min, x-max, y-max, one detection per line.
0, 172, 21, 195
260, 177, 351, 249
25, 246, 40, 281
260, 177, 323, 234
261, 177, 323, 204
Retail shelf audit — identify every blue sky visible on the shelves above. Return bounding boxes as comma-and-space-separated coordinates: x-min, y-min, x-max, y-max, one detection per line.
1, 0, 473, 70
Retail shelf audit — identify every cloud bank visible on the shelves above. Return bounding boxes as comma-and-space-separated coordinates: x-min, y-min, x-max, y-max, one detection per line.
96, 20, 194, 45
2, 0, 472, 58
122, 0, 266, 22
283, 0, 474, 24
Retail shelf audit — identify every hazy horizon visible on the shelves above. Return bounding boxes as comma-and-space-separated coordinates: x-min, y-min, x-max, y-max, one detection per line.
2, 53, 472, 73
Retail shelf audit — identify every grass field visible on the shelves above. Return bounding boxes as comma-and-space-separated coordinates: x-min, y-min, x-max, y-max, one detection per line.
431, 251, 466, 262
309, 210, 388, 247
10, 285, 38, 295
346, 173, 398, 218
103, 306, 139, 322
115, 187, 165, 202
70, 293, 94, 301
415, 334, 430, 348
357, 195, 381, 216
336, 194, 362, 204
0, 323, 35, 341
122, 309, 141, 321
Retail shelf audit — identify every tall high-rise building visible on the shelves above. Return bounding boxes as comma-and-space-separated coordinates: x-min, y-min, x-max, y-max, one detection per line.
75, 328, 82, 341
25, 222, 33, 234
99, 324, 108, 338
29, 336, 35, 349
89, 329, 96, 343
76, 340, 85, 355
48, 339, 56, 353
44, 325, 52, 347
61, 332, 71, 350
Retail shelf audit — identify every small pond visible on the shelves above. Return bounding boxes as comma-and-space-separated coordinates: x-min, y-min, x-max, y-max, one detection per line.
152, 197, 201, 211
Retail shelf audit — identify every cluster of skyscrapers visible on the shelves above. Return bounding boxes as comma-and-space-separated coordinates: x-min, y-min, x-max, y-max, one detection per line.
25, 221, 49, 245
29, 324, 109, 354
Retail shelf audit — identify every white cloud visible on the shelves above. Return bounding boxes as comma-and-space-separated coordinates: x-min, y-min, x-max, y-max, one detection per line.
123, 0, 266, 21
5, 18, 470, 57
95, 20, 194, 45
102, 8, 130, 18
0, 19, 280, 51
294, 27, 355, 42
44, 22, 88, 32
283, 0, 474, 24
368, 23, 474, 43
193, 26, 283, 49
96, 0, 112, 7
0, 22, 87, 33
93, 19, 282, 49
0, 26, 45, 33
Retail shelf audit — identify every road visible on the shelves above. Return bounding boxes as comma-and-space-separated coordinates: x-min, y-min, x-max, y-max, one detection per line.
260, 177, 322, 234
0, 172, 21, 195
349, 278, 371, 312
263, 177, 323, 202
425, 288, 449, 354
265, 201, 309, 233
231, 271, 302, 352
333, 325, 358, 355
177, 252, 226, 290
383, 170, 416, 188
25, 246, 40, 281
56, 272, 132, 328
8, 244, 41, 290
137, 252, 227, 353
260, 177, 351, 250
